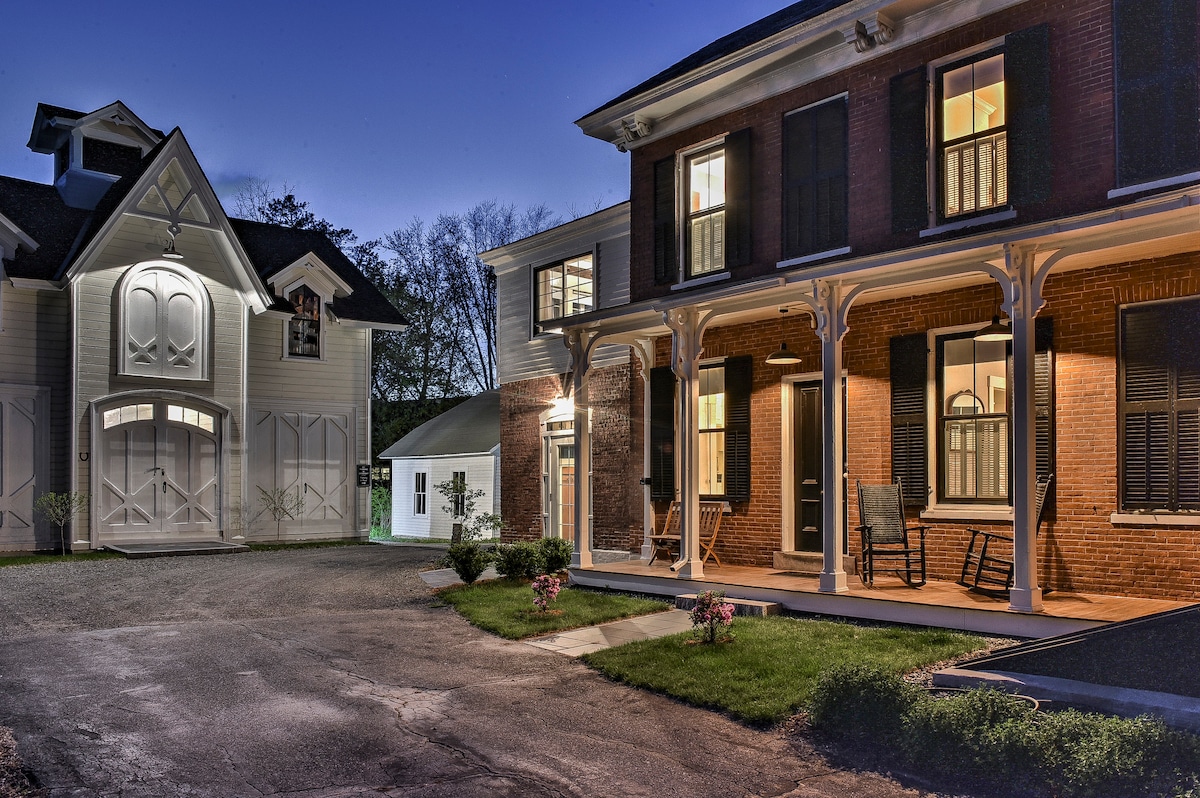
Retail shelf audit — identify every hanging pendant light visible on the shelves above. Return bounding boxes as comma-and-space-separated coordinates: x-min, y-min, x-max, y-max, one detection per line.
974, 283, 1012, 342
162, 223, 184, 260
766, 307, 802, 365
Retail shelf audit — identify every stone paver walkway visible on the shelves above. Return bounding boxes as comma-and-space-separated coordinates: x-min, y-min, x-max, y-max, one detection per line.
525, 609, 695, 656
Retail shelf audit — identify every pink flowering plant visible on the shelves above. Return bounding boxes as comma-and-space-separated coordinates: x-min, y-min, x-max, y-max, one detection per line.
690, 590, 735, 643
532, 574, 562, 612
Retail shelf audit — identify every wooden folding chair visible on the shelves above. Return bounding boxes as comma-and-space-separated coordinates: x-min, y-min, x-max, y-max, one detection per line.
647, 501, 680, 565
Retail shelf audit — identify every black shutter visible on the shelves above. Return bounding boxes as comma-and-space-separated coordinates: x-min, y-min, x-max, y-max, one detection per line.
723, 355, 752, 501
1121, 306, 1172, 508
1114, 0, 1199, 187
653, 157, 677, 285
649, 366, 676, 500
1035, 317, 1055, 483
783, 99, 848, 259
890, 334, 928, 506
890, 68, 929, 233
1007, 24, 1052, 207
724, 128, 753, 269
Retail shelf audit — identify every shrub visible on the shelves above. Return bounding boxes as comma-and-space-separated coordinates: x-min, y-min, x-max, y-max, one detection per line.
493, 541, 544, 580
903, 689, 1036, 782
369, 486, 392, 538
532, 574, 562, 611
808, 663, 921, 741
538, 537, 573, 574
690, 590, 735, 643
443, 541, 492, 585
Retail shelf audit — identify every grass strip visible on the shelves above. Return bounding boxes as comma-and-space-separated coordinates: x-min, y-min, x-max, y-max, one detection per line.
439, 579, 670, 639
0, 551, 122, 568
583, 615, 986, 726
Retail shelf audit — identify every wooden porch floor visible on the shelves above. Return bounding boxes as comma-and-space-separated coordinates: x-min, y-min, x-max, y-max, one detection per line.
570, 559, 1194, 639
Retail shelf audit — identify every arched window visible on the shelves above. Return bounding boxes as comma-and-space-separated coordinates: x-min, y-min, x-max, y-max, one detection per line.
117, 261, 210, 380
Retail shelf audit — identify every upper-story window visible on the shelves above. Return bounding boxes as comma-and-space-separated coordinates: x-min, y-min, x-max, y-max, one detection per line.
287, 284, 322, 358
938, 50, 1007, 219
118, 262, 210, 380
534, 253, 593, 332
686, 145, 726, 277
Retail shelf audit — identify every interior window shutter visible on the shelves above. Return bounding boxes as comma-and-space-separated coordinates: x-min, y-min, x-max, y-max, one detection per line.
1121, 306, 1172, 508
653, 157, 677, 285
649, 366, 676, 500
1114, 0, 1199, 187
890, 334, 928, 506
723, 355, 752, 501
890, 68, 929, 233
724, 128, 753, 268
1035, 317, 1055, 486
1007, 24, 1052, 207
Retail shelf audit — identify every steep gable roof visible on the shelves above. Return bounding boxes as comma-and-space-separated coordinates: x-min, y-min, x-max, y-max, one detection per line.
379, 390, 500, 459
0, 177, 91, 279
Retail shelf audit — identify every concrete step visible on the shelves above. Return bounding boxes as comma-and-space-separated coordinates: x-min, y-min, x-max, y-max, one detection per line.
674, 593, 782, 617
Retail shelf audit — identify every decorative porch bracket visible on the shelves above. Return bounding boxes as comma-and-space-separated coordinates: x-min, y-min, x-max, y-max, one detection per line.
664, 306, 718, 579
565, 328, 602, 569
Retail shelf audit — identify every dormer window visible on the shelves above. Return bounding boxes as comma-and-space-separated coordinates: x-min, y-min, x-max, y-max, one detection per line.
287, 284, 323, 358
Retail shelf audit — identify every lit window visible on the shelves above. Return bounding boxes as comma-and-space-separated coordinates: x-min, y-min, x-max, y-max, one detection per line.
414, 472, 428, 516
288, 284, 321, 358
940, 52, 1007, 218
938, 332, 1009, 502
535, 254, 593, 331
698, 365, 726, 496
101, 403, 155, 429
686, 146, 726, 277
166, 404, 214, 433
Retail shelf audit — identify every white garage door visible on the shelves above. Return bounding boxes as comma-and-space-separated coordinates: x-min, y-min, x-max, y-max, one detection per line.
0, 385, 49, 550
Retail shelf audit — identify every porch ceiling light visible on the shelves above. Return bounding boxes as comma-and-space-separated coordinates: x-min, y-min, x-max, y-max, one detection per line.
974, 315, 1012, 342
765, 307, 802, 366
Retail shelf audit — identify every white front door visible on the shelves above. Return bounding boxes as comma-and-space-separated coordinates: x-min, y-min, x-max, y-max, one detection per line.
250, 406, 355, 538
96, 399, 221, 541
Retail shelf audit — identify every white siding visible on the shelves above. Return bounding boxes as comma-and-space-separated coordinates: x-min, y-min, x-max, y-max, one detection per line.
387, 454, 496, 540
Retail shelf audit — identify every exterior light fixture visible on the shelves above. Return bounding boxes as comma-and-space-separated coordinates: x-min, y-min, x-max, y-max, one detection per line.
765, 307, 802, 366
974, 283, 1012, 341
162, 224, 184, 260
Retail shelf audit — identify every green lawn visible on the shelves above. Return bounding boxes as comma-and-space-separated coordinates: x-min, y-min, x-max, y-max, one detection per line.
582, 615, 987, 726
0, 551, 121, 568
438, 579, 670, 639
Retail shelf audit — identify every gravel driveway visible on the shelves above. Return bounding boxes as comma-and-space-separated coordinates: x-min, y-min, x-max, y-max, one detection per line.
0, 545, 931, 797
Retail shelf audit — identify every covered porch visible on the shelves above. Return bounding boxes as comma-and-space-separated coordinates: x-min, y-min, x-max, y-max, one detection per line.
570, 559, 1192, 639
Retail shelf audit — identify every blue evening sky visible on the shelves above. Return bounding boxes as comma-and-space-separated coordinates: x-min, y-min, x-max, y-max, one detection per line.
1, 0, 786, 245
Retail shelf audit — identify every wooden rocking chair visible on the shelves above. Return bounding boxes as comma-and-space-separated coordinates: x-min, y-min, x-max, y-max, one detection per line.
856, 478, 928, 587
959, 474, 1053, 596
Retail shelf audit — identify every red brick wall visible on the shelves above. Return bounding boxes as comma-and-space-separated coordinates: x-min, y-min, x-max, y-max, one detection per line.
629, 0, 1121, 305
499, 360, 644, 552
634, 251, 1200, 601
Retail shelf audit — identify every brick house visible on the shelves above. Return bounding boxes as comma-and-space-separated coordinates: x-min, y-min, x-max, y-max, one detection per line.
496, 0, 1200, 621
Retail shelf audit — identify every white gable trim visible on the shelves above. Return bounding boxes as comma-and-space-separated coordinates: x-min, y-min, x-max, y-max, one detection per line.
267, 253, 354, 299
62, 130, 275, 313
72, 101, 162, 153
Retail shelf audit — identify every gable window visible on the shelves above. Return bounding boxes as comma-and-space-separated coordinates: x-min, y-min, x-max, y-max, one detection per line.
937, 332, 1009, 502
413, 472, 428, 516
287, 284, 322, 358
649, 356, 751, 502
118, 262, 210, 380
534, 254, 593, 332
783, 96, 848, 260
939, 51, 1007, 218
1113, 0, 1198, 189
1120, 299, 1200, 511
686, 146, 726, 277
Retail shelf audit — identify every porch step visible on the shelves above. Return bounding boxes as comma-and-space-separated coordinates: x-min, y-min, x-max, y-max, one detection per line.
675, 593, 782, 617
773, 551, 859, 575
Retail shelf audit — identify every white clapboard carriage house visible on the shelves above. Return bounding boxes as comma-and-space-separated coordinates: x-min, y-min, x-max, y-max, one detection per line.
0, 101, 406, 552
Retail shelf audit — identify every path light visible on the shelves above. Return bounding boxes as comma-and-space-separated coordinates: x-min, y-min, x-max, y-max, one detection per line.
765, 307, 802, 366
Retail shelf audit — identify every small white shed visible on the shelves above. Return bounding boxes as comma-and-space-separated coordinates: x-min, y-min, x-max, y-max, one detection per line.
379, 391, 500, 540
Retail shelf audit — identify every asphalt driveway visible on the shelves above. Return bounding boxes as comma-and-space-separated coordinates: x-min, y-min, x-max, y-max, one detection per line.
0, 545, 929, 797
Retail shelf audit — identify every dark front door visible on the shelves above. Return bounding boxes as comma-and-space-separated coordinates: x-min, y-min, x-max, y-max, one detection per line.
793, 382, 823, 551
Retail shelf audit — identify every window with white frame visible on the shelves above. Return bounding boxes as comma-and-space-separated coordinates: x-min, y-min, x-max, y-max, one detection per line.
939, 50, 1007, 219
698, 365, 726, 496
936, 331, 1010, 503
686, 146, 726, 277
534, 253, 593, 332
451, 470, 467, 518
413, 472, 428, 516
287, 284, 322, 358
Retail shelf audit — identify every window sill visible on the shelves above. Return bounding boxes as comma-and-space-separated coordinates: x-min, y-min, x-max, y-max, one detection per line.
777, 246, 851, 270
281, 355, 326, 363
1107, 171, 1200, 200
920, 505, 1012, 523
671, 271, 731, 291
919, 208, 1016, 239
1110, 512, 1200, 527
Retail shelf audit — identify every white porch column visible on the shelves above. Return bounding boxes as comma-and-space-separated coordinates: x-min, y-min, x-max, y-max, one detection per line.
814, 281, 849, 593
566, 329, 594, 569
664, 307, 708, 579
631, 338, 657, 559
1004, 247, 1043, 612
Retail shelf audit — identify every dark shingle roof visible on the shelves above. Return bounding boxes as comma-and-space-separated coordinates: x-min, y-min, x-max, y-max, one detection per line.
583, 0, 854, 118
379, 390, 500, 459
0, 176, 92, 279
229, 218, 406, 327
